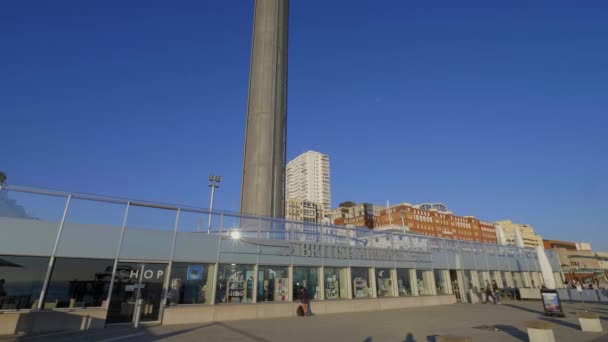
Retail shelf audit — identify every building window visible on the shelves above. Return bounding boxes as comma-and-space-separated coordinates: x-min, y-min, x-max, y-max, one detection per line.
0, 255, 48, 310
323, 267, 348, 299
375, 268, 394, 297
415, 270, 434, 295
351, 267, 372, 298
45, 258, 114, 308
433, 269, 450, 295
168, 263, 214, 305
396, 269, 413, 296
293, 266, 319, 301
257, 266, 289, 302
215, 264, 254, 304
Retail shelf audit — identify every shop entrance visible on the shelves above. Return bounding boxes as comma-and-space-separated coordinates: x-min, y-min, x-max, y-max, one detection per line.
449, 270, 462, 302
105, 262, 167, 324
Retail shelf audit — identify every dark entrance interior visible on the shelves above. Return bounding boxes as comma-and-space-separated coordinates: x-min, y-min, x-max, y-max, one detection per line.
106, 262, 167, 324
449, 270, 462, 302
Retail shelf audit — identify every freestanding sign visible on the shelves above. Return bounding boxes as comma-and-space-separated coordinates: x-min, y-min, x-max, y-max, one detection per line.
541, 288, 565, 317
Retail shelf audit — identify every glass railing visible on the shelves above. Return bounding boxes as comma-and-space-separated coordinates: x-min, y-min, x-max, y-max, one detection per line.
0, 184, 536, 257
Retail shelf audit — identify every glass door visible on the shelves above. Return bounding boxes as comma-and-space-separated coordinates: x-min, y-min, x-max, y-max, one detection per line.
106, 262, 167, 324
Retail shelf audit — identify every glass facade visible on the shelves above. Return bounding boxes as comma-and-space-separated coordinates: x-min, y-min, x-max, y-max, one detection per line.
464, 271, 475, 292
45, 258, 114, 308
106, 262, 167, 324
168, 263, 214, 305
396, 269, 413, 296
415, 270, 433, 295
257, 266, 289, 302
351, 267, 371, 298
478, 271, 488, 291
215, 264, 254, 304
323, 267, 348, 299
293, 267, 319, 301
375, 268, 394, 297
0, 255, 48, 310
433, 269, 450, 295
512, 272, 523, 288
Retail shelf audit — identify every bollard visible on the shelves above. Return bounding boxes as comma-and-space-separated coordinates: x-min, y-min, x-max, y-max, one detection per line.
436, 335, 472, 342
525, 320, 555, 342
577, 312, 603, 333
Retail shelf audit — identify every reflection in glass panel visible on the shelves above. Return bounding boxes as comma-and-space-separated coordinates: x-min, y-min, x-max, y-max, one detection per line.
257, 266, 289, 302
512, 272, 523, 288
396, 269, 412, 296
502, 272, 511, 288
478, 272, 487, 291
376, 268, 394, 297
415, 270, 433, 296
46, 258, 114, 308
0, 191, 67, 222
351, 267, 371, 298
0, 255, 48, 310
433, 269, 449, 295
168, 263, 214, 305
63, 198, 126, 227
465, 271, 475, 292
324, 267, 348, 299
293, 267, 319, 301
176, 210, 207, 233
215, 264, 254, 304
125, 205, 177, 231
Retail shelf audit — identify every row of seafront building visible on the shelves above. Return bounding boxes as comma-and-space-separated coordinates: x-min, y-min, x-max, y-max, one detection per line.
1, 184, 565, 335
284, 151, 544, 247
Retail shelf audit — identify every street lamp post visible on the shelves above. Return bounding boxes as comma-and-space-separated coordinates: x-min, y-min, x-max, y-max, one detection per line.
207, 175, 221, 234
400, 210, 407, 233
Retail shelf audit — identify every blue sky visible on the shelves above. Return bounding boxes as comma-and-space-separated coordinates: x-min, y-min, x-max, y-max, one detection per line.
1, 1, 607, 249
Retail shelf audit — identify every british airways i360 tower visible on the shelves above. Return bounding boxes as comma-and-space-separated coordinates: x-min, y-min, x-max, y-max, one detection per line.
240, 0, 289, 218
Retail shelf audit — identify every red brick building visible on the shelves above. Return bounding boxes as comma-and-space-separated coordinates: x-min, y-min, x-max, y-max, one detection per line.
332, 202, 497, 244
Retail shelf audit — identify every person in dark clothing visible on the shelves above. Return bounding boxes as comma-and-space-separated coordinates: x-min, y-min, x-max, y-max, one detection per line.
299, 287, 310, 316
484, 280, 496, 304
492, 280, 502, 304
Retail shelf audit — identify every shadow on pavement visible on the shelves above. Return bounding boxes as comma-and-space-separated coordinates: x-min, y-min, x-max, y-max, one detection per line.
494, 325, 527, 342
213, 322, 271, 342
502, 303, 544, 315
583, 309, 608, 320
539, 317, 580, 331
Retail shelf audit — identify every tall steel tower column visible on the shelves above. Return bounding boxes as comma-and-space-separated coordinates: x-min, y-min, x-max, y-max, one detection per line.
240, 0, 289, 218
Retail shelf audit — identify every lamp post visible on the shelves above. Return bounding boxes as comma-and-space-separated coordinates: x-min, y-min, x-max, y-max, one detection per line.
207, 175, 221, 234
0, 172, 6, 192
399, 210, 407, 233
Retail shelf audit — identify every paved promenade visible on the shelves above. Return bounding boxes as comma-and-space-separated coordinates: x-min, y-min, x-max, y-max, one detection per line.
1, 301, 607, 342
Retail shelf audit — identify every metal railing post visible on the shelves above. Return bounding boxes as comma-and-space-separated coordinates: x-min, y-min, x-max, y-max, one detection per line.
37, 195, 71, 310
104, 202, 130, 308
160, 208, 180, 319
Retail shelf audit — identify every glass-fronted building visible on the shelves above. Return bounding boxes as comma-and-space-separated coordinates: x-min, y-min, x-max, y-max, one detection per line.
0, 185, 563, 335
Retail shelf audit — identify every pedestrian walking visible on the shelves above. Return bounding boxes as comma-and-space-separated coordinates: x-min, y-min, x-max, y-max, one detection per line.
299, 287, 311, 316
492, 280, 502, 304
485, 280, 496, 304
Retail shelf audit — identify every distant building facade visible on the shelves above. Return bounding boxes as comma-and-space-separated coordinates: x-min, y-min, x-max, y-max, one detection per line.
330, 201, 382, 229
285, 151, 331, 213
331, 201, 497, 244
543, 239, 608, 284
543, 239, 577, 251
285, 198, 325, 223
495, 220, 543, 248
376, 204, 497, 244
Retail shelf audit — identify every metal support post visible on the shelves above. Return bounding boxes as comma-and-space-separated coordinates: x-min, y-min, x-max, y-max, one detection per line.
37, 195, 71, 309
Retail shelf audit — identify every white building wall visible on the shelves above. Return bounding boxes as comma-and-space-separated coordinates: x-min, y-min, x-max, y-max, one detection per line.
286, 151, 331, 212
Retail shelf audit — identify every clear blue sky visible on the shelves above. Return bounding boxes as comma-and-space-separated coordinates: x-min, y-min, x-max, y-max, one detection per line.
1, 1, 607, 249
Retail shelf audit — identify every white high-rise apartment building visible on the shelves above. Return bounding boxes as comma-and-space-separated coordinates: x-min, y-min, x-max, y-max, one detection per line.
286, 151, 331, 212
